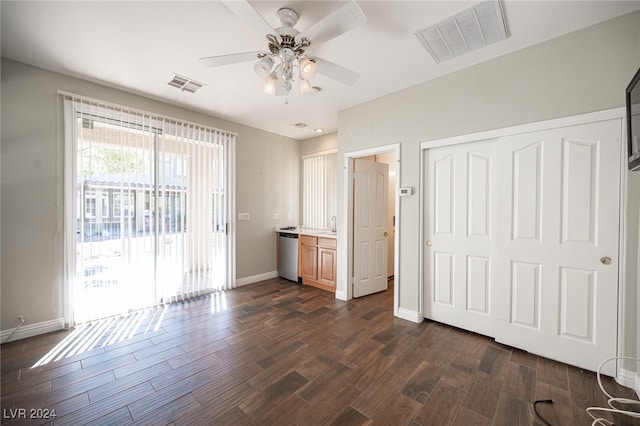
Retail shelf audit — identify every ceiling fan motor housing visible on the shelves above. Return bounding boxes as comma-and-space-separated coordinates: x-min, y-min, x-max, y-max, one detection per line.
275, 8, 300, 34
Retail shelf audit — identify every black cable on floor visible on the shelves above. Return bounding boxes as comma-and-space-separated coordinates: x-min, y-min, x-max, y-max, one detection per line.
533, 399, 554, 426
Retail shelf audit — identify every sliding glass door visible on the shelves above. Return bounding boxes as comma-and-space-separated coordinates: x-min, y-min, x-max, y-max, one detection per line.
63, 95, 235, 324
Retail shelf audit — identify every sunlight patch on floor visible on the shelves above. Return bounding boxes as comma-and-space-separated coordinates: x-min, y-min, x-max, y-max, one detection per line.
31, 306, 166, 368
31, 292, 229, 369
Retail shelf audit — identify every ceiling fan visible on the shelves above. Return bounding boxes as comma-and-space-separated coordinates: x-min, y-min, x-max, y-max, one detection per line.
201, 0, 367, 103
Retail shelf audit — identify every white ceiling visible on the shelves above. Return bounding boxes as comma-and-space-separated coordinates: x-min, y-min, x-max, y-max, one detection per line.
2, 1, 640, 140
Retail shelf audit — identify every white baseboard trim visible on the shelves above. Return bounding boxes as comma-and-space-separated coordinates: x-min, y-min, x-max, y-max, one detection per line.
235, 270, 279, 287
1, 318, 65, 344
396, 307, 423, 323
617, 368, 637, 390
615, 369, 640, 400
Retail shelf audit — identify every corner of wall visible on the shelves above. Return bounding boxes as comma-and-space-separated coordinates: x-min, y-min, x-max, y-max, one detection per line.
397, 307, 423, 324
235, 271, 279, 287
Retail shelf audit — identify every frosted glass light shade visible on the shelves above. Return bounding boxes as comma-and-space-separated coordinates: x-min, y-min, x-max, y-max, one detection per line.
299, 57, 317, 80
254, 56, 274, 80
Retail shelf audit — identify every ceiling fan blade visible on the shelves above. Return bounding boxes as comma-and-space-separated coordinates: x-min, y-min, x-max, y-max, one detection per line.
220, 0, 274, 36
299, 1, 366, 47
200, 51, 263, 68
312, 57, 360, 86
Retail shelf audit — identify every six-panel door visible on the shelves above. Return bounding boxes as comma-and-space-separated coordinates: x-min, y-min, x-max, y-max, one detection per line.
423, 118, 621, 374
494, 120, 621, 375
424, 139, 496, 337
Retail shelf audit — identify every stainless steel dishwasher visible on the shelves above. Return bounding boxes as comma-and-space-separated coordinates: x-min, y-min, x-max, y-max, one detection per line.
278, 232, 299, 282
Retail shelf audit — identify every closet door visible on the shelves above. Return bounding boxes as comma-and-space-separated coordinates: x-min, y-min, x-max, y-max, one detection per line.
494, 119, 621, 375
423, 139, 497, 337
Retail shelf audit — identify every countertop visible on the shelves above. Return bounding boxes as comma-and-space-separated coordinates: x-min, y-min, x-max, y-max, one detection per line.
276, 226, 337, 239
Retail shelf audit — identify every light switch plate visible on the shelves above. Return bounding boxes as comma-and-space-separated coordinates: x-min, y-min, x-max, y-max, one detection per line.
238, 213, 250, 221
272, 213, 279, 221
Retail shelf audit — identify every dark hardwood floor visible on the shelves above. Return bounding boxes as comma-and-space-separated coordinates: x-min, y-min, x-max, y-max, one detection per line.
1, 277, 638, 425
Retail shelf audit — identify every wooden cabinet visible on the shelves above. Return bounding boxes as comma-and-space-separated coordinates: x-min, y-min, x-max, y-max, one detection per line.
299, 240, 318, 281
317, 246, 336, 286
299, 235, 336, 293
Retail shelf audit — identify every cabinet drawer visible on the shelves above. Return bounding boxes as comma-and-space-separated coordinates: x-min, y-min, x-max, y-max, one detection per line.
317, 237, 336, 248
300, 235, 317, 246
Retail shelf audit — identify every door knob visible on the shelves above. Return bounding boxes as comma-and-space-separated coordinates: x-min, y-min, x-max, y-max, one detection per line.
384, 232, 389, 237
600, 256, 612, 265
426, 240, 432, 247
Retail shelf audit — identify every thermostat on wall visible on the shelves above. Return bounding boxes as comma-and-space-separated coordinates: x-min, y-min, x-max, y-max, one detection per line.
399, 187, 413, 196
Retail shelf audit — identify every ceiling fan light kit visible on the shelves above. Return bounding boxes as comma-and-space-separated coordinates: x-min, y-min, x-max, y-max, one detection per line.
254, 8, 321, 103
203, 0, 367, 104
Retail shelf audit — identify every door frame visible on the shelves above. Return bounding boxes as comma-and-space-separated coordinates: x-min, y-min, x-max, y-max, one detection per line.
419, 107, 628, 380
341, 144, 400, 312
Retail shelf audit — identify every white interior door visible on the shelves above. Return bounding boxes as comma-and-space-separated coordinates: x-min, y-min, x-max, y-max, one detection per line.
423, 139, 496, 337
353, 158, 389, 297
494, 119, 621, 375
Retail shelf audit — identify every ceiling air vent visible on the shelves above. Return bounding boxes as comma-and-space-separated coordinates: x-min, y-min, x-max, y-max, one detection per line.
167, 73, 205, 93
414, 0, 508, 63
293, 123, 309, 128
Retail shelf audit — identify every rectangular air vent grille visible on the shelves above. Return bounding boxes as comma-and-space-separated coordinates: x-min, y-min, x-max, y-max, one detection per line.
293, 123, 309, 128
415, 0, 508, 63
167, 73, 205, 93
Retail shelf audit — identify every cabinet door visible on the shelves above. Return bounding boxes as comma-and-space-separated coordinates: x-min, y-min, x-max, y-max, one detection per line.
300, 244, 318, 281
317, 247, 336, 287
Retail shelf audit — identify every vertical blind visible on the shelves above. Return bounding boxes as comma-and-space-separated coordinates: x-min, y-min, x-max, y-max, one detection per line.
302, 152, 337, 229
62, 93, 235, 324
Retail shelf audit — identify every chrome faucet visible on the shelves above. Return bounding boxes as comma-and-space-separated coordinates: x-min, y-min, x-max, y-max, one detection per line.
331, 216, 336, 232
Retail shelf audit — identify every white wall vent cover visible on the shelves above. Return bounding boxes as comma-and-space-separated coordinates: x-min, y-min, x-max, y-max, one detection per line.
167, 73, 205, 93
415, 0, 508, 63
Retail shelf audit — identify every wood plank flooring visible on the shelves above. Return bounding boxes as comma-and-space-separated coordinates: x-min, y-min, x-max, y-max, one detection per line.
1, 278, 638, 425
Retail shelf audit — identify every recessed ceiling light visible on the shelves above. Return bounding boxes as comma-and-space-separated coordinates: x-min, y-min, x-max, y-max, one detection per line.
314, 128, 324, 133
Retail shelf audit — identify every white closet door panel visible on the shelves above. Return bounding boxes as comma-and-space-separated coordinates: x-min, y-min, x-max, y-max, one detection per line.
495, 119, 621, 375
509, 261, 541, 330
434, 251, 454, 305
511, 141, 543, 242
559, 266, 595, 343
424, 140, 496, 337
434, 155, 455, 236
467, 255, 491, 316
561, 139, 598, 245
468, 152, 492, 239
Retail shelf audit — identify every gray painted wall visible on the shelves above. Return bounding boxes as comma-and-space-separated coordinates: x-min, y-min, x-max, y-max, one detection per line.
337, 11, 640, 372
1, 58, 300, 330
300, 132, 338, 157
